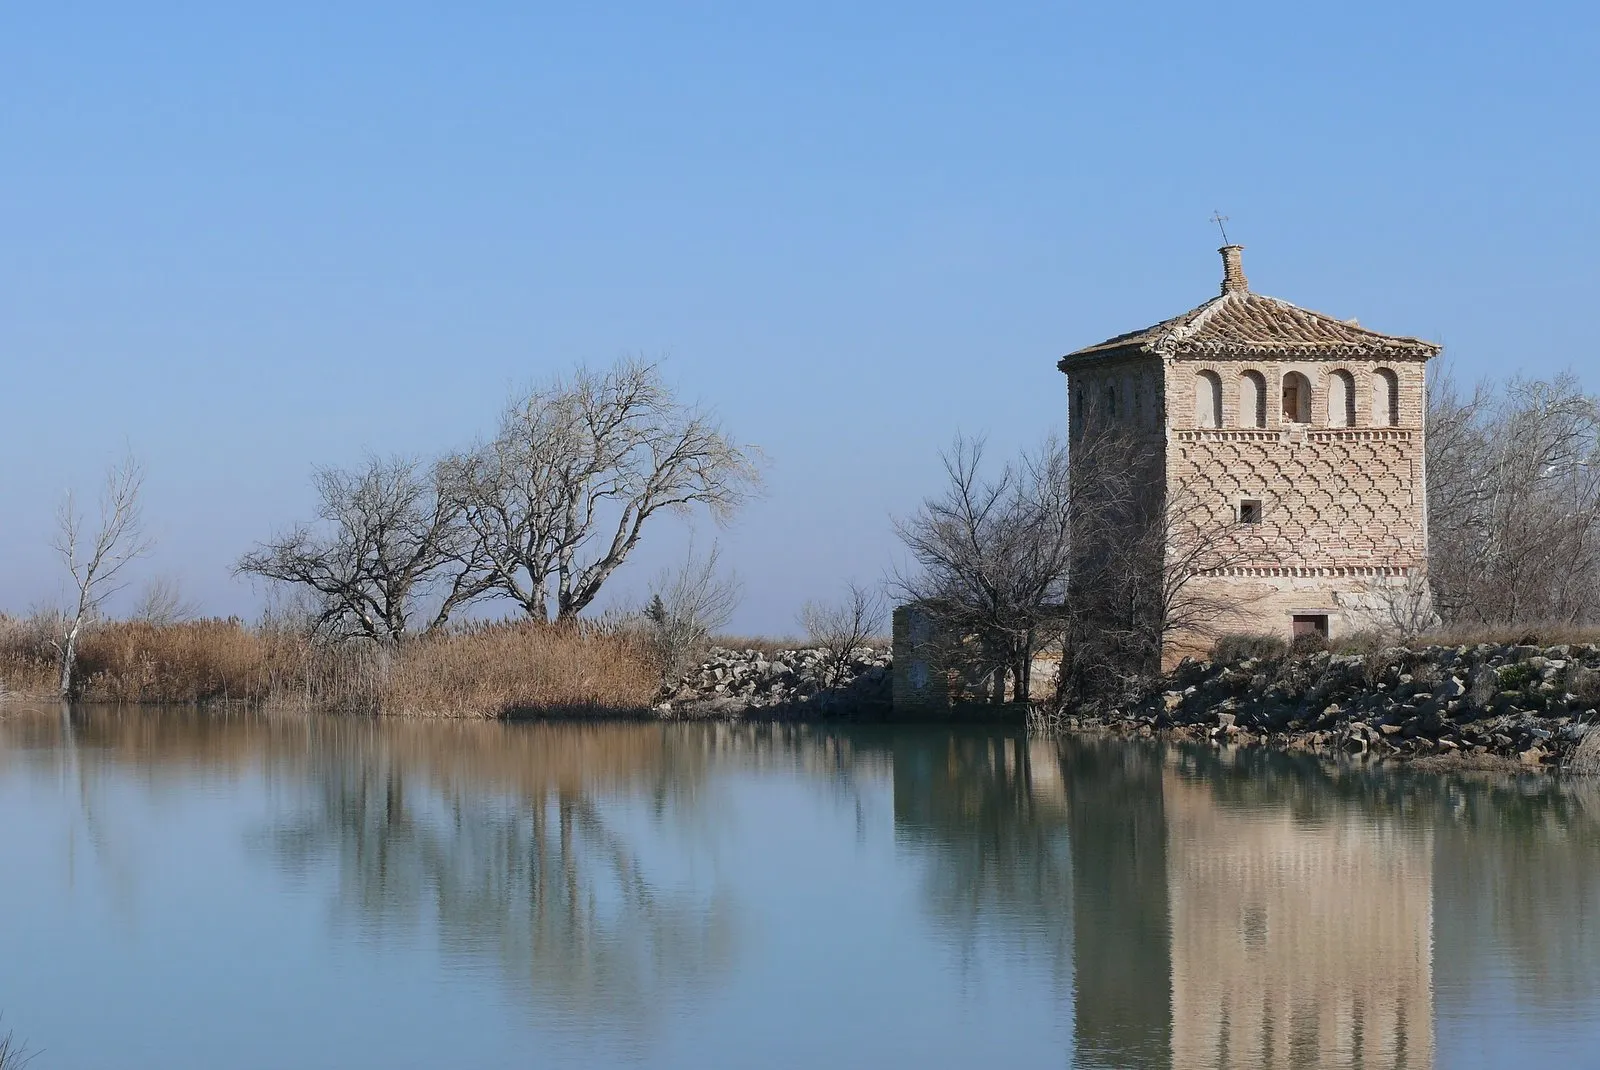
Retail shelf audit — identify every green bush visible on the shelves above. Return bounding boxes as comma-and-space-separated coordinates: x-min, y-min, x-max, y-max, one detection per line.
1497, 662, 1537, 691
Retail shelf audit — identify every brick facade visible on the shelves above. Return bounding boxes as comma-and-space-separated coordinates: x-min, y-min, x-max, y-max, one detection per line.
1061, 247, 1440, 660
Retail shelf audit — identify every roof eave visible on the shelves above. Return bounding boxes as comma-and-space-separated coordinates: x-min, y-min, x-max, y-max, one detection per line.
1057, 343, 1155, 373
1166, 340, 1441, 361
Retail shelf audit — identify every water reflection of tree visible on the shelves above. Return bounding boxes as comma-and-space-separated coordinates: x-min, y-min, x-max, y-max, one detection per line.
888, 734, 1175, 1068
10, 709, 1600, 1055
258, 721, 738, 1038
1431, 775, 1600, 1019
1063, 738, 1173, 1070
891, 731, 1074, 985
2, 711, 906, 1040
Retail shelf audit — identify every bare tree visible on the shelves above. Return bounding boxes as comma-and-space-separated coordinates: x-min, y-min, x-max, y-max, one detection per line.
132, 573, 200, 625
799, 583, 887, 689
1364, 568, 1439, 640
238, 455, 489, 644
1427, 370, 1600, 627
447, 358, 762, 622
1063, 424, 1260, 698
642, 542, 741, 689
52, 451, 150, 697
891, 435, 1074, 705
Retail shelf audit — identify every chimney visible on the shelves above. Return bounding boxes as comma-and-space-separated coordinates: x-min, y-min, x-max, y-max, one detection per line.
1219, 244, 1248, 295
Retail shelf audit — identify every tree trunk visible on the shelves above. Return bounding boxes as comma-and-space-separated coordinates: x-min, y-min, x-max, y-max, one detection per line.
59, 619, 81, 699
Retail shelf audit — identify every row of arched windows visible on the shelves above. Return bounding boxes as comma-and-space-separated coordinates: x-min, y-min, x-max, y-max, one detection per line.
1194, 367, 1401, 429
1071, 368, 1164, 436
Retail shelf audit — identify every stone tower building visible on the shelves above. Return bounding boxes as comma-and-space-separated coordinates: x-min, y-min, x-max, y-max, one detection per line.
1059, 246, 1440, 657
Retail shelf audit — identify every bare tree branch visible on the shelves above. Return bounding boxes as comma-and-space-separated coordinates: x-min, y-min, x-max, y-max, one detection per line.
132, 573, 200, 625
238, 455, 488, 643
52, 450, 151, 695
450, 358, 763, 622
799, 583, 887, 690
891, 434, 1074, 704
643, 542, 741, 689
1427, 369, 1600, 628
1062, 421, 1261, 700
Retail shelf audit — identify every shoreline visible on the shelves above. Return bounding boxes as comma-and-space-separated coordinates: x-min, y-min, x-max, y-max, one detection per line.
1052, 716, 1573, 776
1048, 640, 1600, 777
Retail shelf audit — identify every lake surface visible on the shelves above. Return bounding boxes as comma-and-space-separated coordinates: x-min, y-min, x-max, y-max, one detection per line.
2, 708, 1599, 1069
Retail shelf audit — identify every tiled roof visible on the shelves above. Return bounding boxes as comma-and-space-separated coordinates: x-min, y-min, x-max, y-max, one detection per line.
1061, 290, 1440, 366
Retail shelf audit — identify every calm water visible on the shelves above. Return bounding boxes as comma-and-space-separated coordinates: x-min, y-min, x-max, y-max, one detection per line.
2, 708, 1599, 1069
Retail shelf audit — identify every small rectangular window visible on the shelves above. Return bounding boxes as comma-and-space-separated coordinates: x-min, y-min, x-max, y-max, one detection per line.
1292, 614, 1329, 639
1238, 499, 1263, 524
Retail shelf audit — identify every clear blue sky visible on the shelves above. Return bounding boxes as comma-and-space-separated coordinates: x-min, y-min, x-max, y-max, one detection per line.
3, 1, 1596, 633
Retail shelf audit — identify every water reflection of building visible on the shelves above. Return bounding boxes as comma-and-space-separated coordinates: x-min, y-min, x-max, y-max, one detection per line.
891, 737, 1441, 1070
1163, 768, 1434, 1069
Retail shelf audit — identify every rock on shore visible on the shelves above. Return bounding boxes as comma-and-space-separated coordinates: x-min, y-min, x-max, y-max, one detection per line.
1076, 642, 1600, 772
655, 646, 892, 719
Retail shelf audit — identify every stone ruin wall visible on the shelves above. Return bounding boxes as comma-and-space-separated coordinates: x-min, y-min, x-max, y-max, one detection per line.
1164, 358, 1429, 652
892, 603, 952, 717
891, 603, 1062, 717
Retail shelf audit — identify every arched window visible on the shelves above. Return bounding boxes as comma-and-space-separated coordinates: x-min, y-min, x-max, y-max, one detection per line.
1239, 371, 1267, 428
1104, 383, 1117, 419
1148, 371, 1164, 429
1073, 387, 1085, 435
1282, 371, 1312, 423
1373, 368, 1400, 426
1195, 370, 1222, 428
1328, 370, 1356, 427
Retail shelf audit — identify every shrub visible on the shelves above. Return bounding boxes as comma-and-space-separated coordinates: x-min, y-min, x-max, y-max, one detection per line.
1290, 632, 1330, 656
1497, 662, 1537, 691
1330, 629, 1387, 655
1211, 633, 1288, 663
642, 545, 739, 690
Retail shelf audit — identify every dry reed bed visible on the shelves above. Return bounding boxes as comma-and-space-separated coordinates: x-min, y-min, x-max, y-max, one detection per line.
0, 615, 657, 718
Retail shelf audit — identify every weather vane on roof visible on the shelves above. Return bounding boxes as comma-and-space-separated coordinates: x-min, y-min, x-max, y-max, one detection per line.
1210, 210, 1231, 245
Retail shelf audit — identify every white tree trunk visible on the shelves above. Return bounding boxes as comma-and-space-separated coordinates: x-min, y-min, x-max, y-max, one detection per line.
59, 619, 82, 698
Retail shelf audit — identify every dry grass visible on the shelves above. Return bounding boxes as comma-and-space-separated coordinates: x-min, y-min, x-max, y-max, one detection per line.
0, 614, 656, 718
378, 621, 656, 718
1202, 623, 1600, 667
0, 615, 288, 703
711, 634, 890, 656
0, 1019, 33, 1070
1410, 623, 1600, 649
1210, 633, 1289, 662
709, 634, 806, 656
